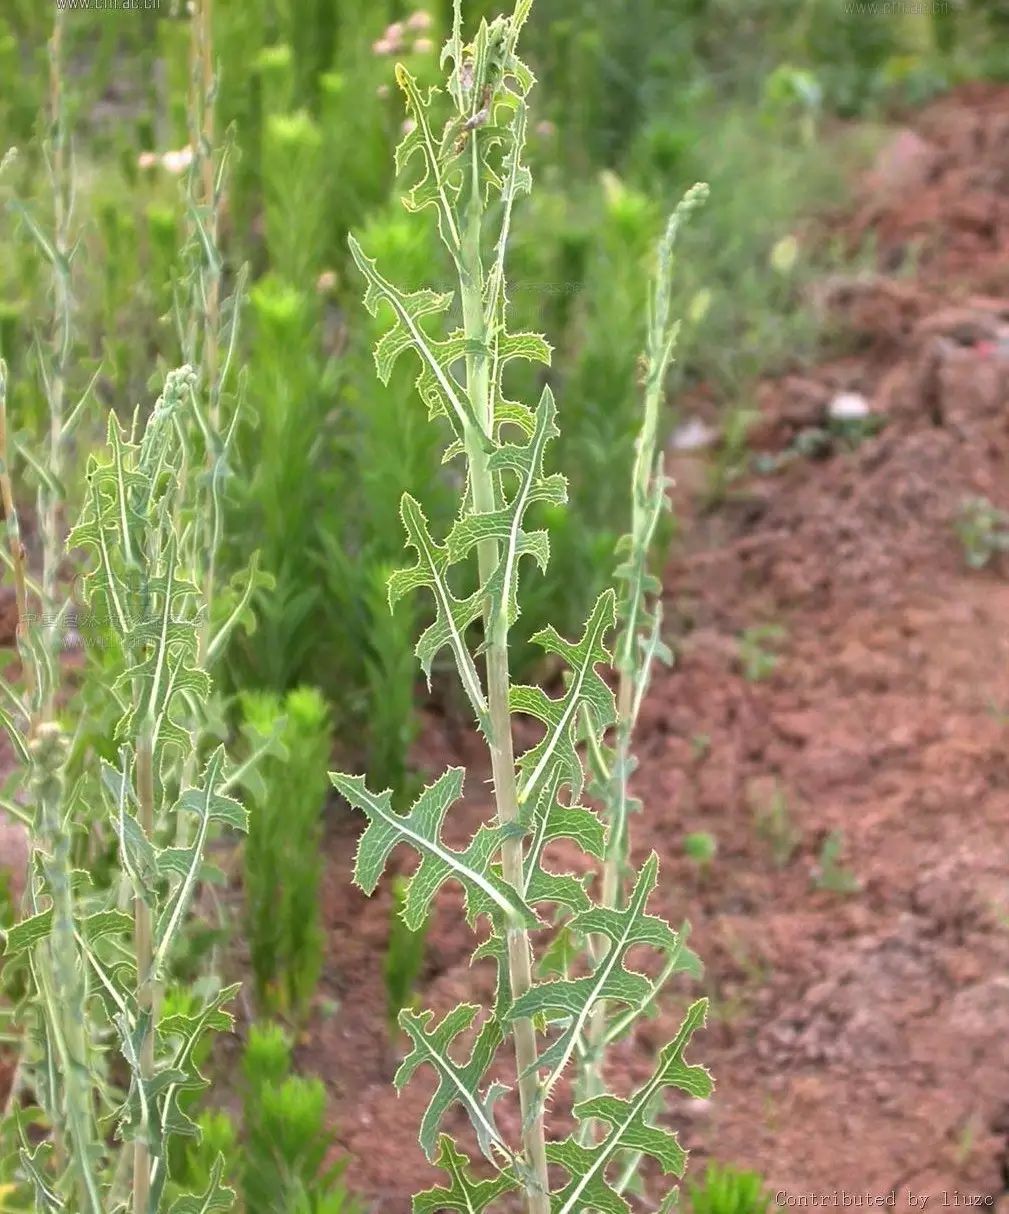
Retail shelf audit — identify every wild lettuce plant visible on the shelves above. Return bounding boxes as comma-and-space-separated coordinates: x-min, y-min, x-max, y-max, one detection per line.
0, 21, 106, 1207
173, 0, 266, 689
577, 189, 707, 1167
2, 365, 246, 1212
0, 347, 99, 1212
330, 4, 710, 1209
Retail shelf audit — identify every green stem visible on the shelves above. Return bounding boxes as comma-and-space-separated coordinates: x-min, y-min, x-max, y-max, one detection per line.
193, 0, 221, 660
460, 195, 550, 1213
579, 254, 671, 1135
38, 751, 103, 1214
42, 10, 70, 715
182, 0, 221, 669
0, 365, 37, 726
578, 674, 633, 1135
132, 727, 156, 1214
176, 0, 221, 853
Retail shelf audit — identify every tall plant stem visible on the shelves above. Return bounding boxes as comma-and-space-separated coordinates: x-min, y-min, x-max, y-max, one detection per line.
580, 260, 672, 1126
185, 0, 221, 670
579, 674, 633, 1126
132, 727, 156, 1214
42, 9, 70, 713
3, 365, 102, 1211
189, 0, 219, 408
38, 740, 103, 1214
460, 198, 550, 1212
0, 363, 37, 727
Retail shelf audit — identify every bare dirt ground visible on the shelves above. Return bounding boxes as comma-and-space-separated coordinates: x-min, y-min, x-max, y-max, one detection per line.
312, 83, 1009, 1210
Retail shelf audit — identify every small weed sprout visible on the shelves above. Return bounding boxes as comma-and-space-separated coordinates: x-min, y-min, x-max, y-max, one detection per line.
954, 495, 1009, 570
240, 687, 331, 1018
750, 780, 801, 868
813, 829, 861, 895
684, 831, 718, 870
329, 3, 711, 1209
691, 732, 712, 760
738, 623, 786, 683
707, 406, 758, 502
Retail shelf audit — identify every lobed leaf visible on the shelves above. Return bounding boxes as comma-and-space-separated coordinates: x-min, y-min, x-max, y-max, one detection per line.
3, 906, 132, 959
116, 984, 239, 1210
521, 769, 604, 914
154, 748, 247, 974
512, 590, 617, 808
447, 386, 566, 635
348, 236, 483, 441
413, 1134, 518, 1213
507, 855, 698, 1096
388, 492, 488, 727
165, 1156, 236, 1214
394, 67, 464, 255
397, 1005, 510, 1163
331, 766, 532, 930
547, 998, 712, 1214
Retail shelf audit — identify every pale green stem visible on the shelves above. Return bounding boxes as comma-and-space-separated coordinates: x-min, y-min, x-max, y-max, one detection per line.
176, 0, 221, 851
42, 11, 70, 715
132, 726, 156, 1214
460, 175, 550, 1213
0, 364, 37, 725
192, 0, 221, 661
578, 675, 633, 1136
38, 751, 103, 1214
579, 299, 669, 1137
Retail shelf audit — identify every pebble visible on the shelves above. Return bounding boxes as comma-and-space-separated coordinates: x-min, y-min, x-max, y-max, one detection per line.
828, 391, 872, 421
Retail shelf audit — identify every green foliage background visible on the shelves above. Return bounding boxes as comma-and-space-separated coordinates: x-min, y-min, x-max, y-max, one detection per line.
0, 0, 1000, 792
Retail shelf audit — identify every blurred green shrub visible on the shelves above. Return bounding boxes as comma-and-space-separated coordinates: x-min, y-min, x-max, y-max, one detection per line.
173, 1023, 359, 1213
243, 1022, 359, 1214
230, 275, 332, 690
689, 1163, 771, 1214
240, 686, 331, 1018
